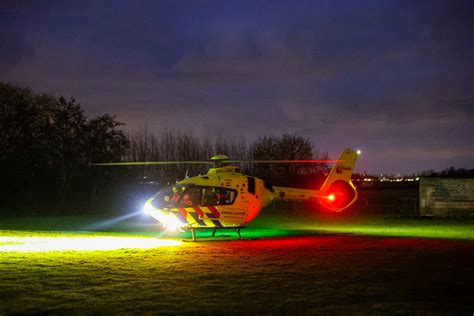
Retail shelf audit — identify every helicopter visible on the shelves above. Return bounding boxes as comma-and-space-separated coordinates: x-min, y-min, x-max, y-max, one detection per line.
96, 148, 359, 241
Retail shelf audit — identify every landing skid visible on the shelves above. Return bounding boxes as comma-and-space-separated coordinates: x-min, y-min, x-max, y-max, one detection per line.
183, 226, 245, 242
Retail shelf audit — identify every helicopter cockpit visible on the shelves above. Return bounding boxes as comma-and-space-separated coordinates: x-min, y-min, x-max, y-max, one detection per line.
151, 184, 238, 209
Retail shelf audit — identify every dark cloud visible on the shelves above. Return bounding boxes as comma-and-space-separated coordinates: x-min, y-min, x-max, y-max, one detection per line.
0, 0, 472, 174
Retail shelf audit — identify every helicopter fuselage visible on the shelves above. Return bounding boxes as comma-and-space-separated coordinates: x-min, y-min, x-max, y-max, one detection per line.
143, 165, 274, 230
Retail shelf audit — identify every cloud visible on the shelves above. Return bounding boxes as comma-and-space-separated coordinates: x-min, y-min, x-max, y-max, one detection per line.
1, 0, 473, 174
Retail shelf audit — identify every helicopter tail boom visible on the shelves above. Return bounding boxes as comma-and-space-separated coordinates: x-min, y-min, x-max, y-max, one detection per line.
271, 187, 319, 202
272, 148, 359, 211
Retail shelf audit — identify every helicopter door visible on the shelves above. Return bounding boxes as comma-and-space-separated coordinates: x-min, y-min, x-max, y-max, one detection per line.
202, 187, 219, 206
180, 187, 201, 207
202, 187, 238, 206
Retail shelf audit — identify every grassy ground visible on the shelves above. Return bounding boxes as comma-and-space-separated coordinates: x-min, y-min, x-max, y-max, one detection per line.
1, 208, 474, 314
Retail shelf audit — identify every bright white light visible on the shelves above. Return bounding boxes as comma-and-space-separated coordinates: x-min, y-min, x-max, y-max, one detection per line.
356, 149, 362, 155
164, 214, 185, 231
0, 236, 181, 252
146, 208, 186, 232
327, 194, 336, 201
143, 198, 155, 214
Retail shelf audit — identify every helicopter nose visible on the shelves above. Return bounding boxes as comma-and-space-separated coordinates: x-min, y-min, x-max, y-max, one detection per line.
143, 199, 154, 214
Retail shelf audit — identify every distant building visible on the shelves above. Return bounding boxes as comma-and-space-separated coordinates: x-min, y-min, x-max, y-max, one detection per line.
420, 178, 474, 217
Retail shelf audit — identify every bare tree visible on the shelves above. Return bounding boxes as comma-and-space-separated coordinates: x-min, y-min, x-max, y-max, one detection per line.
250, 133, 329, 187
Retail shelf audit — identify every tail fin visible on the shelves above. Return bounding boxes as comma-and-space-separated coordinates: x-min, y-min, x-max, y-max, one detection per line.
319, 148, 359, 211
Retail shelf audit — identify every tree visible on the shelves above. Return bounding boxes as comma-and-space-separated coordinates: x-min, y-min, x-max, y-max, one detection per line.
0, 82, 130, 214
0, 83, 57, 167
85, 114, 129, 163
250, 133, 328, 187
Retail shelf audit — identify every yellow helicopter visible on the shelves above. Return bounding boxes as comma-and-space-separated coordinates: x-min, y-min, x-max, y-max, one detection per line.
96, 148, 359, 241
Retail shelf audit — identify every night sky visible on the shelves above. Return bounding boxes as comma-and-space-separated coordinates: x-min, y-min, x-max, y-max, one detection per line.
1, 0, 472, 174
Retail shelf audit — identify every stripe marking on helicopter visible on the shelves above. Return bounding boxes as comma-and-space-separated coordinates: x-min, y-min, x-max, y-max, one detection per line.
193, 207, 205, 218
177, 208, 189, 224
188, 211, 206, 226
169, 207, 223, 227
211, 219, 223, 227
206, 206, 221, 219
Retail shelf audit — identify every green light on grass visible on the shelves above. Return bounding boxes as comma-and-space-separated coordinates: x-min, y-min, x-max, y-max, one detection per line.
313, 223, 474, 240
0, 236, 181, 252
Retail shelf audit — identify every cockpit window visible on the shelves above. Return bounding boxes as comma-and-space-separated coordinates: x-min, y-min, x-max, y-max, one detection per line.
180, 187, 201, 207
202, 187, 237, 206
152, 185, 237, 208
151, 186, 176, 209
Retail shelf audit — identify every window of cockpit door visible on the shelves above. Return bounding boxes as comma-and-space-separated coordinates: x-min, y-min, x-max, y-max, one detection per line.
180, 187, 201, 207
202, 187, 219, 206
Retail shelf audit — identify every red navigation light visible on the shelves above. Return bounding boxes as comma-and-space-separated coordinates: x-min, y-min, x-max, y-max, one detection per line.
325, 180, 356, 209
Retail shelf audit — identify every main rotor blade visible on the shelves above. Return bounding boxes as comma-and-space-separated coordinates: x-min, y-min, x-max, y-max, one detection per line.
225, 159, 340, 164
93, 159, 340, 166
93, 161, 214, 166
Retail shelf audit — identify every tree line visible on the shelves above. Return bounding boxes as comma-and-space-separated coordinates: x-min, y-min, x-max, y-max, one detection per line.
4, 82, 471, 216
420, 167, 474, 178
0, 82, 329, 216
126, 127, 329, 186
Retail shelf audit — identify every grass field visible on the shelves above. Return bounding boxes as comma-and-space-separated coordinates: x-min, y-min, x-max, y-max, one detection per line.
1, 208, 474, 314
